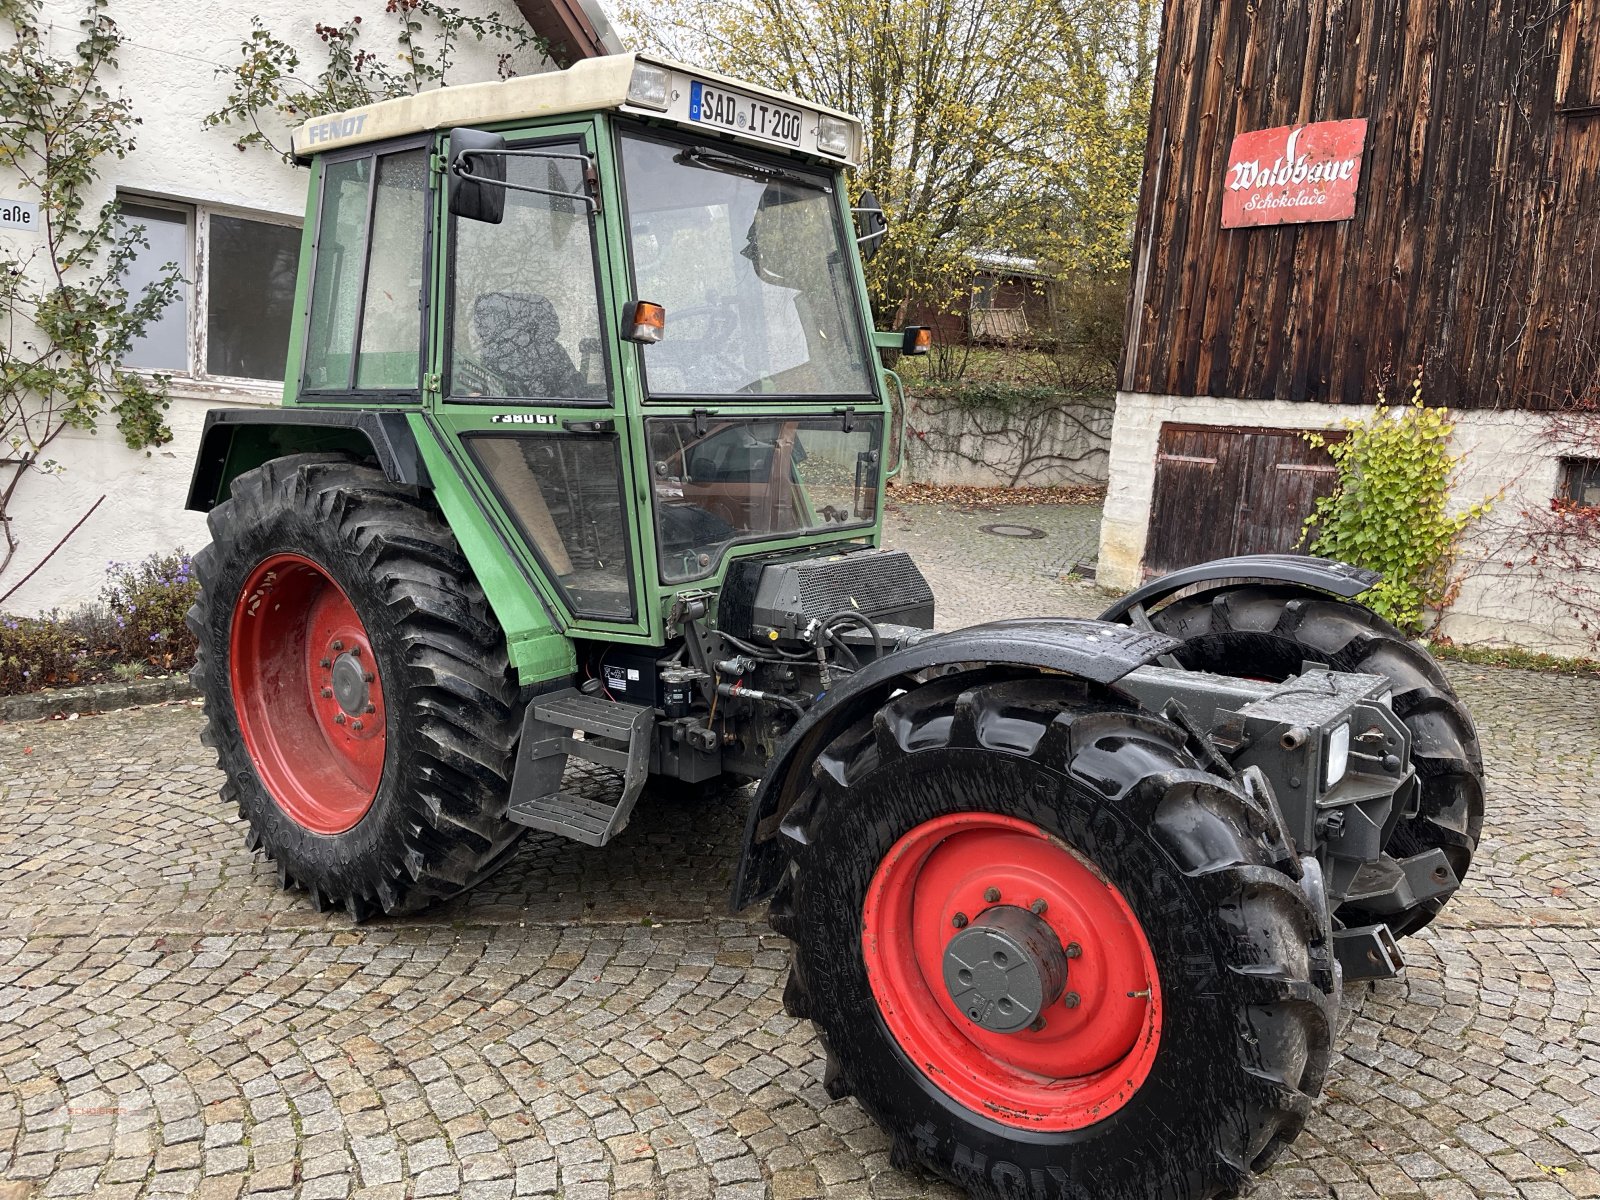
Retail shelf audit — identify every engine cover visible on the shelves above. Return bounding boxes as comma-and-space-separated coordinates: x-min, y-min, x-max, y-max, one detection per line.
719, 548, 935, 640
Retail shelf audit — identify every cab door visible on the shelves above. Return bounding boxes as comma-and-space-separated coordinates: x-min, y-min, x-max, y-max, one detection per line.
423, 118, 652, 642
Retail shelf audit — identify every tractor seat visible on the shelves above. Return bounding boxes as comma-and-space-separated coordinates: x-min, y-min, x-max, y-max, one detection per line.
470, 291, 589, 399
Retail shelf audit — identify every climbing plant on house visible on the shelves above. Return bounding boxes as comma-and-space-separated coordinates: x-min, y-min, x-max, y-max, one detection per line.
0, 0, 182, 590
205, 1, 545, 160
1303, 381, 1495, 633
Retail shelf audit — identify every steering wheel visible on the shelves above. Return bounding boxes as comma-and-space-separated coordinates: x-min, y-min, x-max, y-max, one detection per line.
669, 303, 739, 345
663, 303, 746, 389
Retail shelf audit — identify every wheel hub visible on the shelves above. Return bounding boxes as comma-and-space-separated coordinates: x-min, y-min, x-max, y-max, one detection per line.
861, 811, 1163, 1131
330, 651, 370, 715
942, 905, 1068, 1033
230, 553, 386, 835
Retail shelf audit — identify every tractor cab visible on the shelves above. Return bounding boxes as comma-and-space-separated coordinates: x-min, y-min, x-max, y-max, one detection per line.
203, 55, 903, 661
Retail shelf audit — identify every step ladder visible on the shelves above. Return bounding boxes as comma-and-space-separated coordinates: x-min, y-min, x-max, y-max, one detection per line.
505, 688, 655, 846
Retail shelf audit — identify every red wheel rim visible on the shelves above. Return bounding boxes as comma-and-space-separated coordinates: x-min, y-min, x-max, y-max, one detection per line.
861, 812, 1162, 1130
229, 553, 386, 835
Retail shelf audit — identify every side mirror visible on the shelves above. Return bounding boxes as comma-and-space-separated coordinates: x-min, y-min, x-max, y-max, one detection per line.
853, 188, 888, 261
448, 127, 507, 225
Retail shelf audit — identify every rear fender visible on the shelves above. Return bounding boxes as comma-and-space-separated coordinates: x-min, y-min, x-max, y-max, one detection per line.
1098, 554, 1380, 623
186, 408, 430, 512
728, 618, 1183, 911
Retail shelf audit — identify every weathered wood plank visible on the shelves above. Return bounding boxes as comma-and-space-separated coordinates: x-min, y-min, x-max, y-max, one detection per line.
1125, 0, 1599, 411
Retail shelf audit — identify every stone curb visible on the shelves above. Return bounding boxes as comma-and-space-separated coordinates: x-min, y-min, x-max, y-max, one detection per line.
0, 674, 197, 722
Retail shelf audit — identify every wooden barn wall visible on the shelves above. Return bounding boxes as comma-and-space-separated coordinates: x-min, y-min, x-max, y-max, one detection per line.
1123, 0, 1600, 411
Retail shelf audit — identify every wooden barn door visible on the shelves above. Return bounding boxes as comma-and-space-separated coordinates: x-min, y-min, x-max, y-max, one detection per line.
1144, 424, 1341, 576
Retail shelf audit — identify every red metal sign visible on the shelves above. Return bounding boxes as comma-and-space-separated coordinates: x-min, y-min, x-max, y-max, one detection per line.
1221, 119, 1369, 229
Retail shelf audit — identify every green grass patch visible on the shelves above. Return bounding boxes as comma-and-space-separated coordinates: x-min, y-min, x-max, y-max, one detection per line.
1427, 638, 1600, 676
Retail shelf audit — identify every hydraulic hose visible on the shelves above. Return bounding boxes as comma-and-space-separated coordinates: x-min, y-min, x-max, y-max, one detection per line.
716, 679, 809, 720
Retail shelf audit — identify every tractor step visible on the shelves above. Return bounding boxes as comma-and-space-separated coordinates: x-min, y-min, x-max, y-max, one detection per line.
505, 689, 655, 846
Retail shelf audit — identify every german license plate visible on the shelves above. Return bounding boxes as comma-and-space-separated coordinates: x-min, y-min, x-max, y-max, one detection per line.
689, 81, 803, 148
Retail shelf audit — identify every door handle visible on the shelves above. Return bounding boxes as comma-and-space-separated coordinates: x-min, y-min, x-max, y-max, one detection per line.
562, 418, 615, 434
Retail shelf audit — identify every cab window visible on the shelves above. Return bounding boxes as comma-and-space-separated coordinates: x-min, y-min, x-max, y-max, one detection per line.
302, 145, 428, 394
619, 132, 872, 399
448, 141, 607, 403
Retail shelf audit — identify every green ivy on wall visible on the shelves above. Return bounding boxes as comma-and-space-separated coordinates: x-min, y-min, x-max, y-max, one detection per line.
205, 1, 545, 160
1304, 381, 1495, 633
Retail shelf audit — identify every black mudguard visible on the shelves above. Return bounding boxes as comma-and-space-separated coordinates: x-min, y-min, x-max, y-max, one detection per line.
186, 408, 430, 512
1097, 553, 1379, 623
728, 617, 1183, 911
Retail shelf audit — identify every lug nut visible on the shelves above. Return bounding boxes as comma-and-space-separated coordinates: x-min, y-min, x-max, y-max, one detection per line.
365, 704, 376, 714
320, 688, 333, 699
984, 886, 1001, 903
1065, 942, 1082, 959
351, 720, 363, 731
1028, 1016, 1046, 1033
350, 645, 361, 657
332, 640, 344, 651
951, 912, 968, 929
362, 672, 374, 683
319, 658, 331, 668
1030, 898, 1048, 915
334, 714, 346, 725
1063, 992, 1081, 1009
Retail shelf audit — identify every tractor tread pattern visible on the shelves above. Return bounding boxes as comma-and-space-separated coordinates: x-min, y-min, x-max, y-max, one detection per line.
187, 454, 523, 918
773, 672, 1336, 1200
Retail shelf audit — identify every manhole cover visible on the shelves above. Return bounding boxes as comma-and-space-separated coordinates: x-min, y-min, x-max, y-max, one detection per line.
980, 523, 1047, 540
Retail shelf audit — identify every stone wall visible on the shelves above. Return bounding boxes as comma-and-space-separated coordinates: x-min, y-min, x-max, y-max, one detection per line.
901, 391, 1114, 489
1098, 393, 1593, 655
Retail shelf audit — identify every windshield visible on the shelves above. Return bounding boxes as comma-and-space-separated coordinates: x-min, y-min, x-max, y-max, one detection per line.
620, 134, 873, 398
647, 415, 881, 582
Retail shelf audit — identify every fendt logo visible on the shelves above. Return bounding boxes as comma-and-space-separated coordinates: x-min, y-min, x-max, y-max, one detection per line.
1222, 118, 1369, 229
305, 112, 370, 145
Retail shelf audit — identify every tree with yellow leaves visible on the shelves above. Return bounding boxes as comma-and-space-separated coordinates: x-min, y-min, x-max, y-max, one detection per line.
620, 0, 1158, 328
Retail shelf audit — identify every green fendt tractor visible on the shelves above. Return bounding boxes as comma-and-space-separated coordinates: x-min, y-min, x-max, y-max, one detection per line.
184, 54, 1485, 1200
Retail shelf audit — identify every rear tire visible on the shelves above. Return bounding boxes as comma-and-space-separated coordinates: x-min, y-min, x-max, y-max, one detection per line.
188, 454, 525, 919
1141, 585, 1484, 935
770, 673, 1336, 1200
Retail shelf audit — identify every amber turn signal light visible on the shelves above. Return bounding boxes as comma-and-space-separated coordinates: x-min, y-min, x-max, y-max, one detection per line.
623, 300, 666, 344
902, 326, 932, 355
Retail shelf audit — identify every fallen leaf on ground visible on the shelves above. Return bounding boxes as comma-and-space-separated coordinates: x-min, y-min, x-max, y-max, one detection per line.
887, 482, 1105, 507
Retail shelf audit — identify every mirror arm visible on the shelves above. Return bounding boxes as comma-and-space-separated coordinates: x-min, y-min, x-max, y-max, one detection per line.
451, 167, 598, 214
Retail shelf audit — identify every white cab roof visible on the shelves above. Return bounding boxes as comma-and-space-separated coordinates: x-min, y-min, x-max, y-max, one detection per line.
289, 52, 862, 166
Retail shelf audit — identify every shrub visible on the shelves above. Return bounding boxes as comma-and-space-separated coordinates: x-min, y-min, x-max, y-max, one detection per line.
0, 551, 199, 694
103, 551, 200, 669
1305, 383, 1494, 633
0, 606, 120, 693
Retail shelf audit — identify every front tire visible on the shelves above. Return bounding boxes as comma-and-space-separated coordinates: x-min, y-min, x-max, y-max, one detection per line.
188, 454, 525, 919
771, 673, 1336, 1200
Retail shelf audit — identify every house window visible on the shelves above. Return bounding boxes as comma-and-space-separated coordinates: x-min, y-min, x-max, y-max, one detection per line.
118, 197, 302, 384
1562, 458, 1600, 508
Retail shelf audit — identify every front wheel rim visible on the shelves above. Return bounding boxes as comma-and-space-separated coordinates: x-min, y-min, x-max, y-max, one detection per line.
229, 553, 386, 834
861, 811, 1162, 1131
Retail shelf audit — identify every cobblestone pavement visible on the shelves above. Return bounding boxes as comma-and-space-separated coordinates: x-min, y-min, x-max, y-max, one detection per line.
3, 501, 1599, 1200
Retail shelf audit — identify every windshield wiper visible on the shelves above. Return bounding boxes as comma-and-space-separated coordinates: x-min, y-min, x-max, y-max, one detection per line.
673, 146, 831, 194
